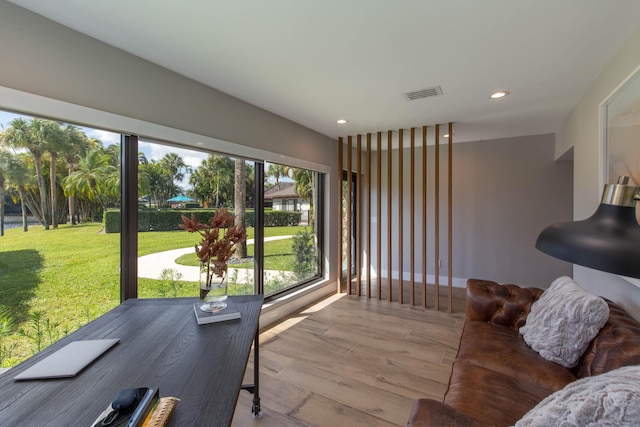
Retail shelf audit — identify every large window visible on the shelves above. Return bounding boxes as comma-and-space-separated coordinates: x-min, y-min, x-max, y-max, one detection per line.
134, 145, 323, 299
263, 162, 322, 296
1, 110, 324, 367
0, 111, 121, 367
135, 140, 257, 299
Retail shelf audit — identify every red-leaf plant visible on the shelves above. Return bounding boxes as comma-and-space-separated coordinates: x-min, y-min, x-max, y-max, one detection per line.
179, 209, 247, 286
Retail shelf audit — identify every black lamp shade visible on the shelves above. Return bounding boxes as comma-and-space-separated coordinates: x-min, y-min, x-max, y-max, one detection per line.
536, 203, 640, 279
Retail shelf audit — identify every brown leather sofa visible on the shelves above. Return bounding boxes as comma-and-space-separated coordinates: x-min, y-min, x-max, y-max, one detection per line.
407, 279, 640, 427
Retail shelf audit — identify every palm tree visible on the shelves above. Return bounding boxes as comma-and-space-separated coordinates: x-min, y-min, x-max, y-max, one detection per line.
1, 118, 49, 229
159, 153, 190, 199
63, 148, 117, 215
142, 161, 170, 207
291, 168, 315, 225
61, 125, 94, 225
0, 151, 32, 233
190, 155, 234, 207
0, 150, 10, 236
266, 163, 289, 190
234, 158, 247, 258
290, 168, 313, 199
37, 120, 66, 228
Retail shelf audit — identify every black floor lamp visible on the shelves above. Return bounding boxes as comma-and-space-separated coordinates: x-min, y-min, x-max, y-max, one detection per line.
536, 176, 640, 279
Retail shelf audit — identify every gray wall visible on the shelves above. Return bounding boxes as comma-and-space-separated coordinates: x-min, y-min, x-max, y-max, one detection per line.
0, 1, 335, 165
449, 134, 573, 286
367, 133, 573, 288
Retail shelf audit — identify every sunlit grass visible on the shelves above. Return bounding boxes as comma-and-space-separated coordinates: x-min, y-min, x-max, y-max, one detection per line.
175, 238, 296, 271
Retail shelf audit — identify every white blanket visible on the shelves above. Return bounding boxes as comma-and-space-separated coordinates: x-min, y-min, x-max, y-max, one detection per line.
515, 365, 640, 426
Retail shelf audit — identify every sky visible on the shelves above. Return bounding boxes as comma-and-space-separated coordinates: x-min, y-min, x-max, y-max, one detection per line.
0, 110, 206, 167
0, 109, 284, 190
0, 109, 209, 190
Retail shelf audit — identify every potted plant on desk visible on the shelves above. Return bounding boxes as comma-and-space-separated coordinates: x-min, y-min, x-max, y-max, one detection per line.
179, 209, 246, 312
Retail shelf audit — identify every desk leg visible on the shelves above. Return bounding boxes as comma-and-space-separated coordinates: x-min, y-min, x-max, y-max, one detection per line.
241, 327, 261, 418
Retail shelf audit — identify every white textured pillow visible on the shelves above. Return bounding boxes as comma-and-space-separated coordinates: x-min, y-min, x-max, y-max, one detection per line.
514, 365, 640, 427
519, 276, 609, 368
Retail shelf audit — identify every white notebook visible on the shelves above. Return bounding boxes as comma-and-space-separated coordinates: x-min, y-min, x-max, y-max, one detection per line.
13, 339, 120, 381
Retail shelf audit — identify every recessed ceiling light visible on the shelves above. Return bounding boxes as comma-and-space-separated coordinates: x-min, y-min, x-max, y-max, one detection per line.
337, 119, 348, 124
490, 91, 510, 99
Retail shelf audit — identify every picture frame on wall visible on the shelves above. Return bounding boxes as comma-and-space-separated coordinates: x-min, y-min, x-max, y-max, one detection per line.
600, 63, 640, 200
600, 64, 640, 287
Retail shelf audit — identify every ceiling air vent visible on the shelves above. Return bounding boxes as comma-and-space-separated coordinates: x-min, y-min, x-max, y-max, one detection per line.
402, 86, 443, 101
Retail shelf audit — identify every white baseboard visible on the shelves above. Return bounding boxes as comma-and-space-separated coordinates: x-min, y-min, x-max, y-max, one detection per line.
373, 269, 467, 288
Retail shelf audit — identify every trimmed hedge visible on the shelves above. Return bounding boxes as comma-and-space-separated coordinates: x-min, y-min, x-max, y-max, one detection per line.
103, 209, 301, 233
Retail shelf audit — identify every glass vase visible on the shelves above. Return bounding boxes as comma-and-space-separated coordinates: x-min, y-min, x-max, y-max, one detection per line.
199, 263, 228, 313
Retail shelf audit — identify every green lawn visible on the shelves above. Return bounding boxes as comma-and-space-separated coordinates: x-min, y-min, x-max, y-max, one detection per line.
0, 223, 308, 367
175, 236, 298, 271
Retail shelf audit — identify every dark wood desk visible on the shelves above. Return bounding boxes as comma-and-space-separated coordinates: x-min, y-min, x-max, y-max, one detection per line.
0, 295, 263, 427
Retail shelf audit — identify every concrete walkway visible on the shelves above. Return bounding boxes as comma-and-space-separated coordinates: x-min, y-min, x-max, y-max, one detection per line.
138, 235, 294, 282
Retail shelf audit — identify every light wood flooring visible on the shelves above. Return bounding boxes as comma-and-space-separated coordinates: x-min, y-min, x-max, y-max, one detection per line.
232, 283, 466, 427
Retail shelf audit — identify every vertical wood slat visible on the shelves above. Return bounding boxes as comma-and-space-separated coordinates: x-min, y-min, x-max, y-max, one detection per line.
398, 129, 403, 304
366, 133, 372, 298
356, 135, 362, 296
339, 122, 453, 310
347, 136, 353, 294
387, 130, 393, 302
434, 125, 440, 311
421, 126, 428, 308
448, 122, 453, 312
410, 127, 415, 306
338, 137, 343, 293
376, 132, 382, 300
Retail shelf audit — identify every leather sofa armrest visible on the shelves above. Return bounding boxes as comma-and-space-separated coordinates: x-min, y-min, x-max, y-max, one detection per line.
466, 279, 544, 330
407, 398, 488, 427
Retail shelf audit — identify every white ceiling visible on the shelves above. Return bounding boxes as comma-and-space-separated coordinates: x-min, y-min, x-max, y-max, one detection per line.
8, 0, 640, 143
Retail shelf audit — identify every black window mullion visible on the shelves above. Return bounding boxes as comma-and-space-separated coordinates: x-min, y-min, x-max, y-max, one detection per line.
120, 134, 138, 301
254, 162, 265, 296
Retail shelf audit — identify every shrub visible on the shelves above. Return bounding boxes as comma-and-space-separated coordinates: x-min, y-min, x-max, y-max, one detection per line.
263, 211, 302, 227
104, 208, 300, 232
292, 229, 317, 280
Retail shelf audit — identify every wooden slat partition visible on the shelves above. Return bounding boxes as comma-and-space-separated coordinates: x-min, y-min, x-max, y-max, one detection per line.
410, 128, 415, 306
448, 122, 453, 312
434, 124, 440, 311
376, 132, 382, 300
387, 130, 393, 302
398, 129, 403, 304
356, 135, 362, 296
347, 136, 353, 294
338, 137, 343, 292
366, 133, 372, 298
337, 123, 454, 311
421, 126, 428, 308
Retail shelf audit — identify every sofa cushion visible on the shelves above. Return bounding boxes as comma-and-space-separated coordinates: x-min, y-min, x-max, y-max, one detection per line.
514, 365, 640, 427
445, 361, 553, 426
466, 279, 543, 329
519, 276, 609, 368
575, 299, 640, 378
457, 321, 576, 390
